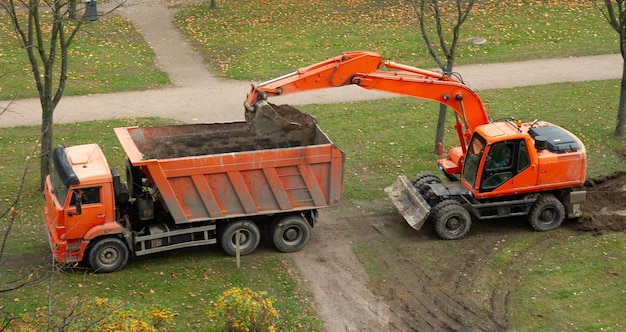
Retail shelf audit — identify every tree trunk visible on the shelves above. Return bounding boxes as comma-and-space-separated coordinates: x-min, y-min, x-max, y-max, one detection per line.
434, 61, 454, 153
69, 0, 77, 19
434, 104, 447, 154
40, 106, 54, 190
210, 0, 217, 9
616, 57, 626, 137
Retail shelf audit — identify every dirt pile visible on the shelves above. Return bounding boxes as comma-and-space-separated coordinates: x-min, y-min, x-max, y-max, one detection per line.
574, 171, 626, 234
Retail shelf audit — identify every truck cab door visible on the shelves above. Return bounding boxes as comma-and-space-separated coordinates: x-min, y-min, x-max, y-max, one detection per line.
65, 186, 106, 239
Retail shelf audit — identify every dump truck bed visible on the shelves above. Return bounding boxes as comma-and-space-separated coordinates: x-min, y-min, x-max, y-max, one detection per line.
114, 121, 344, 224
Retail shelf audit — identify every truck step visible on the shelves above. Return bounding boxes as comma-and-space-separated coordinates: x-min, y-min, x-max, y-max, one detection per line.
134, 224, 217, 256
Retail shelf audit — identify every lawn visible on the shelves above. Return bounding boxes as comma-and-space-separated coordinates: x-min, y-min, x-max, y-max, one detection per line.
1, 0, 625, 330
1, 80, 625, 330
173, 0, 618, 80
0, 13, 169, 100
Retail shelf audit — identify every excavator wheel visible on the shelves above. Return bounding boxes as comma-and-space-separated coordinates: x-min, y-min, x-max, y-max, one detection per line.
411, 172, 442, 194
528, 193, 565, 231
432, 200, 471, 240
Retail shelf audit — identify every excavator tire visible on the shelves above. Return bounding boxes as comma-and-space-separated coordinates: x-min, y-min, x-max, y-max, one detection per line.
411, 172, 442, 194
432, 200, 471, 240
528, 193, 565, 231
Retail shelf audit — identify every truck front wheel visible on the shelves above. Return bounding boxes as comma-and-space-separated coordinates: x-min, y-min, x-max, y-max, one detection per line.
433, 201, 471, 240
87, 237, 129, 274
271, 215, 310, 253
220, 220, 261, 256
528, 193, 565, 231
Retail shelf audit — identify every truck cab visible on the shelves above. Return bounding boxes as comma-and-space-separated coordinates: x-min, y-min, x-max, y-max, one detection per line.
44, 144, 121, 264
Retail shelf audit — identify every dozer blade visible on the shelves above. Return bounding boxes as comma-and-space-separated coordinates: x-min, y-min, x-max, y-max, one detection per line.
384, 175, 431, 231
246, 100, 317, 137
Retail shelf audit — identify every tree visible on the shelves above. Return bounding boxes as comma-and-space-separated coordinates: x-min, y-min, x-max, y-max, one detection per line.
411, 0, 478, 152
0, 0, 85, 189
593, 0, 626, 137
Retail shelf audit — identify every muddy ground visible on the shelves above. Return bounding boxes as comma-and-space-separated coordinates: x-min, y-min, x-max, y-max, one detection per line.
292, 171, 626, 331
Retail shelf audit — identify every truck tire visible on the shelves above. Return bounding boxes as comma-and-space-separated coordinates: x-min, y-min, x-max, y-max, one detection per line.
220, 220, 261, 256
528, 193, 565, 231
411, 172, 441, 194
433, 200, 471, 240
271, 215, 311, 253
87, 237, 129, 274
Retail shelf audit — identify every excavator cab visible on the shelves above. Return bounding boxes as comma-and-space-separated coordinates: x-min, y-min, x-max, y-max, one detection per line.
462, 135, 523, 194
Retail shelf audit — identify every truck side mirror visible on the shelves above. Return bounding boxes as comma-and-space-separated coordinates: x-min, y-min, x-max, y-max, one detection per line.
69, 190, 82, 216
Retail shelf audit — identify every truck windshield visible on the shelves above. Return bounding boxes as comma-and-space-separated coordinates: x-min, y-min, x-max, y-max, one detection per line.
50, 164, 69, 206
462, 134, 486, 188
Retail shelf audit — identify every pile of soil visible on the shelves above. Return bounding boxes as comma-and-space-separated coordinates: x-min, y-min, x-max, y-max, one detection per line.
574, 171, 626, 234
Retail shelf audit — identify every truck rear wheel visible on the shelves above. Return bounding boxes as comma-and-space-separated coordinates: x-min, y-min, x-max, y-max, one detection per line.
87, 237, 129, 274
271, 215, 310, 253
433, 201, 471, 240
220, 220, 261, 256
528, 193, 565, 231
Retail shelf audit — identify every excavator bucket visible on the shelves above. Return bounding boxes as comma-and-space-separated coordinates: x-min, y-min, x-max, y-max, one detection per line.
384, 175, 431, 231
246, 100, 317, 138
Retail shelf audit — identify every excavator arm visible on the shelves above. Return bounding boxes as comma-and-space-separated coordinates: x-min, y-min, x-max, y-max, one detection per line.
244, 51, 490, 153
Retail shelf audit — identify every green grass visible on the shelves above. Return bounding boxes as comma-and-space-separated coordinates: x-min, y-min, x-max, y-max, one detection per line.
2, 80, 625, 330
2, 1, 626, 330
0, 13, 169, 99
498, 233, 626, 331
173, 0, 618, 80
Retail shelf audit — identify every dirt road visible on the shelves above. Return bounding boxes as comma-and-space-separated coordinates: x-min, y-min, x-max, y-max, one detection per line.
2, 1, 625, 331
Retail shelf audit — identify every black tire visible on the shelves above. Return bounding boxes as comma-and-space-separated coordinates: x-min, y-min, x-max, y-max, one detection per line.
87, 237, 129, 274
528, 193, 565, 231
411, 172, 442, 193
220, 220, 261, 256
271, 215, 311, 253
433, 201, 471, 240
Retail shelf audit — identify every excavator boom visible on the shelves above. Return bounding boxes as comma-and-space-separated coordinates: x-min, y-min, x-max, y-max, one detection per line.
244, 51, 489, 150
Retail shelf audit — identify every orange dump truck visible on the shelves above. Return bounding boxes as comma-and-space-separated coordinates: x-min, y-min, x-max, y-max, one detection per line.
44, 120, 344, 273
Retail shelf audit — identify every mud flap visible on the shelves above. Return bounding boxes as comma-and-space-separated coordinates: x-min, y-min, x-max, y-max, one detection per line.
384, 175, 431, 231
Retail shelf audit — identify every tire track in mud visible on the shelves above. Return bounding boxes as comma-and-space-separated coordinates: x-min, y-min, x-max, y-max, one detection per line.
289, 211, 413, 331
374, 233, 509, 331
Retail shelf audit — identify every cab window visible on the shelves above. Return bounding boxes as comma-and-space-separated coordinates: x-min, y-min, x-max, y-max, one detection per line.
462, 135, 486, 188
517, 140, 530, 172
482, 142, 515, 190
69, 187, 101, 206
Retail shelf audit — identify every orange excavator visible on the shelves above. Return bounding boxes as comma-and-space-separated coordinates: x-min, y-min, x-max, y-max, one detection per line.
244, 51, 586, 239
